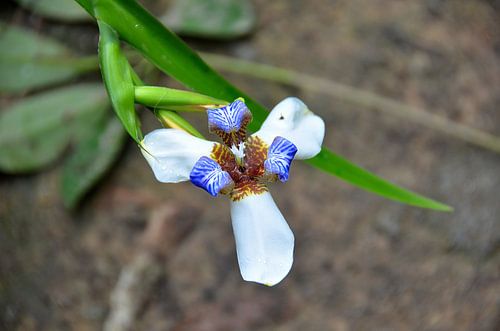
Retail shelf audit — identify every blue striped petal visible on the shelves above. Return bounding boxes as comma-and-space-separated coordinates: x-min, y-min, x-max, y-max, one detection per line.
264, 137, 297, 182
190, 156, 234, 196
207, 99, 252, 146
207, 100, 250, 133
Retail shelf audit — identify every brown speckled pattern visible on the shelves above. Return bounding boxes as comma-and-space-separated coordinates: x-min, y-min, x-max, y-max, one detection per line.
210, 136, 269, 201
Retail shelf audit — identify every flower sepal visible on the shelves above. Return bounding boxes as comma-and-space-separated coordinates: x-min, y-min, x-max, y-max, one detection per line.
254, 97, 325, 160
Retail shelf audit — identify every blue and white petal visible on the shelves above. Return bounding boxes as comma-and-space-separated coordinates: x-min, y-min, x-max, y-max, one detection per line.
208, 99, 252, 146
207, 99, 251, 133
264, 137, 297, 182
141, 129, 215, 183
253, 97, 325, 160
190, 156, 234, 196
230, 191, 294, 286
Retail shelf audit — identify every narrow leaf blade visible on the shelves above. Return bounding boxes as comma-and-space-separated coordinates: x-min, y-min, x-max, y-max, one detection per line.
307, 149, 452, 211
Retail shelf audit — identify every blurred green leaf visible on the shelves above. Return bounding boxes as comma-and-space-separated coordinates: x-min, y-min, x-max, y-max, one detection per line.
61, 117, 125, 209
78, 0, 451, 211
15, 0, 91, 22
0, 83, 108, 173
98, 21, 142, 142
162, 0, 256, 39
0, 22, 98, 93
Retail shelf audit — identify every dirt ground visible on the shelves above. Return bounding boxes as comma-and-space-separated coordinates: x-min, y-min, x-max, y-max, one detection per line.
1, 0, 500, 330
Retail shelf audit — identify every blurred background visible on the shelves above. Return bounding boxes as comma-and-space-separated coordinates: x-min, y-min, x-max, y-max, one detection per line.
1, 0, 500, 330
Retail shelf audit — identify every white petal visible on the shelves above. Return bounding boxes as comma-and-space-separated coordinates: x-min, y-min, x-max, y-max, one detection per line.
141, 129, 215, 183
254, 97, 325, 159
230, 191, 294, 286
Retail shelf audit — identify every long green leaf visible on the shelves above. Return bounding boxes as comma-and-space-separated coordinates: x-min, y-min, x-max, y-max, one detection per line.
307, 149, 452, 211
61, 117, 126, 208
76, 0, 451, 211
0, 22, 97, 93
0, 83, 108, 173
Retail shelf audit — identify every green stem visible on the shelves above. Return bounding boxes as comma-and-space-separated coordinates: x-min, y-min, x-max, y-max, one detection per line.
134, 86, 228, 110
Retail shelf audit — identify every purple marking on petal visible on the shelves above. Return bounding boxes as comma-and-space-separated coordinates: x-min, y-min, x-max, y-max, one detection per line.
190, 156, 233, 196
264, 136, 297, 182
207, 100, 251, 134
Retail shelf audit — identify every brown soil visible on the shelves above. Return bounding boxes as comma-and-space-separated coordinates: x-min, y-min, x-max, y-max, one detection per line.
1, 1, 500, 330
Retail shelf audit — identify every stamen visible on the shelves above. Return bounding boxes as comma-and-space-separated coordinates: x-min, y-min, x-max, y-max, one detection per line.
231, 143, 246, 166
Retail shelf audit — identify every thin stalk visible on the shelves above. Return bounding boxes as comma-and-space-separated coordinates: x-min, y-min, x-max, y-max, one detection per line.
155, 109, 204, 138
202, 53, 500, 154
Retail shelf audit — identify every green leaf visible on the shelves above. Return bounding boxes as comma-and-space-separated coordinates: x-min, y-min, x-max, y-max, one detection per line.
61, 117, 126, 209
15, 0, 91, 22
162, 0, 256, 39
307, 149, 452, 211
0, 83, 108, 173
0, 22, 98, 93
81, 0, 451, 211
74, 0, 93, 15
98, 20, 142, 142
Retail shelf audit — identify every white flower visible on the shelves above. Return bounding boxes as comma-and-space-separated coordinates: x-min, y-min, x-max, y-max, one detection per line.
140, 97, 325, 286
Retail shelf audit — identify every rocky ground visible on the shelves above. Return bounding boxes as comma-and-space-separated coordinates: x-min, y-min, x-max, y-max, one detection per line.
1, 0, 500, 330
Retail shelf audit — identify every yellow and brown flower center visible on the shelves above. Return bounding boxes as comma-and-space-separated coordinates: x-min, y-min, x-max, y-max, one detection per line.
211, 136, 269, 201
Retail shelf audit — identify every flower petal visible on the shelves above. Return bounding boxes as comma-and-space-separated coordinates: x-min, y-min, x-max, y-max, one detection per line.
190, 156, 234, 196
230, 191, 294, 286
264, 136, 297, 182
208, 99, 252, 146
254, 97, 325, 159
141, 129, 215, 183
